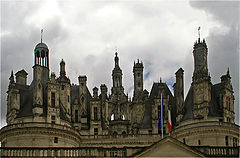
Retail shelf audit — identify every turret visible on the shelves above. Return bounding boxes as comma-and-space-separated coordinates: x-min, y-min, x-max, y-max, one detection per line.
78, 75, 87, 111
192, 37, 211, 119
192, 38, 209, 82
60, 59, 66, 76
57, 59, 71, 116
220, 68, 235, 123
6, 71, 20, 124
112, 52, 124, 93
133, 59, 144, 99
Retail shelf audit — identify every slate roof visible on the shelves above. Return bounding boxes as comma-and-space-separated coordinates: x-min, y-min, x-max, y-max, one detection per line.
144, 82, 176, 127
182, 83, 224, 121
15, 84, 33, 118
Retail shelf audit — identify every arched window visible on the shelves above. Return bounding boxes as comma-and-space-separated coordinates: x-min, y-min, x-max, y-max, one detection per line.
225, 136, 229, 146
41, 50, 45, 58
111, 114, 114, 121
122, 131, 127, 138
36, 51, 40, 57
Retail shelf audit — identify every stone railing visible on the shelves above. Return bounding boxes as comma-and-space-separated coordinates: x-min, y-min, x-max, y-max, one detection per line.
80, 133, 162, 140
0, 122, 74, 133
193, 146, 239, 157
1, 146, 238, 157
0, 147, 130, 157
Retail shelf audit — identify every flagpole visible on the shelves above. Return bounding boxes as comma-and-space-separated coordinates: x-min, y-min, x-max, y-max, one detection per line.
168, 95, 170, 137
161, 93, 163, 139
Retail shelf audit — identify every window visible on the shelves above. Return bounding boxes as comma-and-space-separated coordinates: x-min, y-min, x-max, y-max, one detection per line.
94, 107, 98, 120
75, 110, 78, 122
149, 130, 152, 135
51, 115, 56, 124
111, 114, 114, 121
225, 136, 229, 146
123, 150, 127, 157
54, 137, 58, 143
94, 128, 98, 135
233, 138, 238, 147
228, 97, 231, 110
183, 138, 186, 144
68, 95, 70, 103
137, 72, 140, 77
51, 92, 55, 107
1, 141, 6, 147
81, 97, 84, 103
61, 85, 64, 90
110, 151, 114, 157
198, 140, 201, 145
138, 82, 141, 87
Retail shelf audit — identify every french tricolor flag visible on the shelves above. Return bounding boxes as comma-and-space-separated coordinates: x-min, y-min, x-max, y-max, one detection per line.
168, 109, 172, 132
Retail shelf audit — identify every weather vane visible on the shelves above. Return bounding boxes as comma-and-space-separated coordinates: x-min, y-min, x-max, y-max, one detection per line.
198, 26, 201, 39
41, 29, 43, 43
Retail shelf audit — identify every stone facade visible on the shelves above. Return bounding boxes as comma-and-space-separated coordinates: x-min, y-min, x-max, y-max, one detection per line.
0, 36, 239, 157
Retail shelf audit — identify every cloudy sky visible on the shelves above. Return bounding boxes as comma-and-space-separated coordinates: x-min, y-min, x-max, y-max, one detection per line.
1, 0, 239, 127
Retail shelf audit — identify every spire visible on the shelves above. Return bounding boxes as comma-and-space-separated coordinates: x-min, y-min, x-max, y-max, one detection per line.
60, 59, 66, 76
198, 26, 201, 41
41, 29, 43, 43
227, 67, 230, 76
114, 52, 119, 67
9, 70, 14, 84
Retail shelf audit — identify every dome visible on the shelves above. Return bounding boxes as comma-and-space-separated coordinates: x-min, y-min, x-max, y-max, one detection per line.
34, 42, 48, 50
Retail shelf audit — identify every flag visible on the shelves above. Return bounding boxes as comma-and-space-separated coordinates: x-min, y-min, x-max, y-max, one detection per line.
158, 94, 164, 131
168, 109, 172, 132
158, 107, 164, 131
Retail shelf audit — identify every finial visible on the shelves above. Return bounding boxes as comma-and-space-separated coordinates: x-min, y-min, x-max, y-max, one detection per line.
41, 29, 43, 43
198, 26, 201, 40
115, 52, 118, 57
160, 77, 162, 83
227, 67, 230, 75
138, 59, 139, 63
11, 70, 13, 77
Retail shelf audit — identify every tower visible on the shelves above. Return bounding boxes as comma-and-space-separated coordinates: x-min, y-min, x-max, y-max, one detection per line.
220, 69, 235, 123
6, 71, 20, 124
90, 87, 102, 135
57, 59, 71, 118
32, 38, 50, 115
111, 52, 124, 94
192, 38, 211, 119
133, 59, 144, 100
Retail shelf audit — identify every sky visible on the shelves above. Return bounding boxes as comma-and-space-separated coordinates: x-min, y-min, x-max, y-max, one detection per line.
0, 0, 239, 127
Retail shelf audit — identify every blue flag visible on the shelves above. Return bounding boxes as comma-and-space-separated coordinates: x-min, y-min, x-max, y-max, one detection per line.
158, 106, 164, 131
158, 95, 164, 131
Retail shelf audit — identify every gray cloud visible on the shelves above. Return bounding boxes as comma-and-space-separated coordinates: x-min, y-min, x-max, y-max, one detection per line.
1, 1, 239, 127
189, 1, 239, 124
